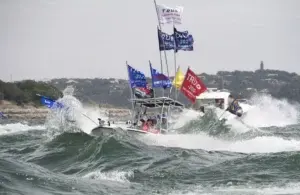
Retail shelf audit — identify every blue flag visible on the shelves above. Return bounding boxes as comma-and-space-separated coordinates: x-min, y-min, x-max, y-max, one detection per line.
158, 28, 175, 51
149, 62, 172, 88
40, 96, 64, 109
174, 27, 194, 52
158, 27, 194, 52
127, 64, 147, 88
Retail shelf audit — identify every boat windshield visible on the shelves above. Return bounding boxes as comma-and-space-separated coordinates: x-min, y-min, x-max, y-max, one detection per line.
195, 98, 225, 109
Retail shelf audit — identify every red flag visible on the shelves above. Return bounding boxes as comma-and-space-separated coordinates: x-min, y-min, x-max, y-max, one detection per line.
137, 84, 151, 94
180, 68, 207, 103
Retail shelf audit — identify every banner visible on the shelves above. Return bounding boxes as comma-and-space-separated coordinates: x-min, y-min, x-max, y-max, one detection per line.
150, 61, 172, 88
156, 4, 184, 25
158, 28, 175, 51
127, 64, 147, 88
180, 68, 207, 103
174, 28, 194, 52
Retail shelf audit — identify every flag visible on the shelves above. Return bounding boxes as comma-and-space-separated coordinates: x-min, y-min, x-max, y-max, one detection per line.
133, 84, 154, 99
174, 27, 194, 52
40, 96, 64, 109
172, 67, 185, 89
158, 28, 194, 52
158, 28, 175, 51
149, 61, 172, 88
180, 68, 207, 103
156, 4, 184, 25
127, 64, 147, 88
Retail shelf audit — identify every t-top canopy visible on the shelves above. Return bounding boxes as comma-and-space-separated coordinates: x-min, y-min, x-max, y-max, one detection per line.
129, 97, 185, 108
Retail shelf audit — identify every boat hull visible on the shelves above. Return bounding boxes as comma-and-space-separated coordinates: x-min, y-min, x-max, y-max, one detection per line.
90, 125, 162, 136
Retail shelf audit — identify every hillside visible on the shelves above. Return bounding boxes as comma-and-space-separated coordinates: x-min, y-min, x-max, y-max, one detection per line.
0, 80, 62, 107
47, 68, 300, 108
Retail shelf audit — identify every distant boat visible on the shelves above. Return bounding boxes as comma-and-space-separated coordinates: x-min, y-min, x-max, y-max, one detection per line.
194, 88, 254, 121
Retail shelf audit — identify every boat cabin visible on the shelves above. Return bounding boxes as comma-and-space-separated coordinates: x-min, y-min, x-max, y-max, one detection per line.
194, 88, 231, 112
128, 97, 184, 133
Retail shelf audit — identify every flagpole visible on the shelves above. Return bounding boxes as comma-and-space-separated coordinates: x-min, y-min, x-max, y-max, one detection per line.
173, 24, 178, 101
157, 26, 165, 97
126, 61, 135, 121
169, 65, 180, 96
153, 0, 170, 82
149, 60, 156, 99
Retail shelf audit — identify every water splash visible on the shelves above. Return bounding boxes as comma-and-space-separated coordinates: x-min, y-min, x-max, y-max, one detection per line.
242, 94, 299, 127
44, 86, 105, 136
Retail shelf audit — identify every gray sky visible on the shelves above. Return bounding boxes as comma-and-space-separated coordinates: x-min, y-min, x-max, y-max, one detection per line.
1, 0, 300, 81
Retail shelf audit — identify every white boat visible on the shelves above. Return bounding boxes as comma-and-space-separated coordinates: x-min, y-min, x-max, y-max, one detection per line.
90, 97, 185, 136
194, 88, 254, 121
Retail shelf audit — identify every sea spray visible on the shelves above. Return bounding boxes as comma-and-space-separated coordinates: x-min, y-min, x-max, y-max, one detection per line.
44, 86, 108, 136
242, 93, 300, 127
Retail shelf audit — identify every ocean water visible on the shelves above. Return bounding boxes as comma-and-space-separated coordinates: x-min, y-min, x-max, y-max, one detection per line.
1, 92, 300, 195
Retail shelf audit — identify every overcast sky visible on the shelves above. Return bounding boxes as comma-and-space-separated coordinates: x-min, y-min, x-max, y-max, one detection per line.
0, 0, 299, 81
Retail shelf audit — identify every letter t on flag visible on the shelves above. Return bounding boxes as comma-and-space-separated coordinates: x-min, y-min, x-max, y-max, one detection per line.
180, 68, 207, 103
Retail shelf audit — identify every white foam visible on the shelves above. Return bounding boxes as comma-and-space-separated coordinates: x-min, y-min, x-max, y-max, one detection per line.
83, 170, 133, 183
0, 123, 45, 135
139, 133, 300, 154
171, 109, 203, 129
242, 94, 299, 128
169, 182, 300, 195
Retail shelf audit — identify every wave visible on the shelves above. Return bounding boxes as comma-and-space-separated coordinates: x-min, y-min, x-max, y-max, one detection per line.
168, 182, 300, 195
2, 88, 300, 194
83, 170, 134, 183
139, 133, 300, 153
0, 123, 46, 135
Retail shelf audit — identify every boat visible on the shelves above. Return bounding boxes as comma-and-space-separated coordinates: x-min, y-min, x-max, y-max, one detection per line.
193, 88, 254, 121
91, 2, 196, 136
90, 96, 185, 136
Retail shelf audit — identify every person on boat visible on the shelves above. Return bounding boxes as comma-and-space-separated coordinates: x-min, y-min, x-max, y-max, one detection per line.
197, 106, 205, 113
219, 99, 224, 109
141, 119, 149, 131
216, 99, 224, 109
98, 118, 105, 126
160, 114, 168, 129
148, 117, 160, 134
226, 95, 243, 117
143, 118, 157, 132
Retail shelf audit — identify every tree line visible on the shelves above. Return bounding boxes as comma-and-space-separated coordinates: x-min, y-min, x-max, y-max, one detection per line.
0, 80, 62, 106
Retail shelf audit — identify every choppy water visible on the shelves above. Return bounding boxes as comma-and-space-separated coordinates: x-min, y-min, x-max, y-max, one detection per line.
1, 93, 300, 195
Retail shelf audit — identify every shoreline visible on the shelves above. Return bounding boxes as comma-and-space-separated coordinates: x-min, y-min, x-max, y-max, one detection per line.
0, 100, 131, 120
0, 100, 48, 119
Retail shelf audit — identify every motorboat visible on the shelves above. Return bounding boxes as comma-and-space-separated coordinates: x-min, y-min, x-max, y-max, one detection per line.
90, 96, 185, 136
193, 88, 253, 121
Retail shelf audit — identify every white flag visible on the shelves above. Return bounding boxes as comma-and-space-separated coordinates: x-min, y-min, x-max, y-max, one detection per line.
156, 4, 184, 25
